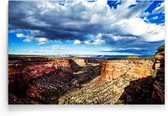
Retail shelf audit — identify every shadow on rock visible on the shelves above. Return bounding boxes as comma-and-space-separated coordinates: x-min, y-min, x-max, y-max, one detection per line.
118, 76, 154, 104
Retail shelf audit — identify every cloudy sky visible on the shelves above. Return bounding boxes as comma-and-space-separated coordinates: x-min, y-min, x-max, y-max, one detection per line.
8, 0, 165, 56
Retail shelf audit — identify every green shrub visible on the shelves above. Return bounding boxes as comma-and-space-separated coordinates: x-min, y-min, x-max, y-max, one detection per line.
115, 99, 124, 104
152, 69, 158, 78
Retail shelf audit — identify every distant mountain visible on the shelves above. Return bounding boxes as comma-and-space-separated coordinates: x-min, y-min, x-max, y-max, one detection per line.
93, 55, 154, 59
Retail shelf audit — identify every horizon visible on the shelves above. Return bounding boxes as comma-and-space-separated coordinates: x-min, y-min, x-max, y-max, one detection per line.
8, 53, 154, 59
8, 0, 165, 56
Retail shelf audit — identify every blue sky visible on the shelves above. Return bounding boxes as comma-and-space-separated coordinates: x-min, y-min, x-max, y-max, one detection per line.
8, 0, 165, 56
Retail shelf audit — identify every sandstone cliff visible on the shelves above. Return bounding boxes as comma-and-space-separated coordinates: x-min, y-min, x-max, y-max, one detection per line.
8, 58, 100, 104
118, 45, 165, 104
100, 60, 153, 81
59, 59, 154, 104
9, 59, 75, 104
8, 60, 75, 83
58, 46, 165, 104
73, 59, 87, 66
9, 45, 165, 104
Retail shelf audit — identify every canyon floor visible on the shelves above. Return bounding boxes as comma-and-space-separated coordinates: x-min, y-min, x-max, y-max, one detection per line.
8, 46, 164, 104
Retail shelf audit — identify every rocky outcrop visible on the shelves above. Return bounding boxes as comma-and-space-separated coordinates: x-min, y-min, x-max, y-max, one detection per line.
8, 59, 76, 104
100, 60, 153, 81
74, 59, 87, 66
151, 45, 164, 104
8, 60, 75, 83
118, 45, 165, 104
8, 57, 100, 104
118, 76, 153, 104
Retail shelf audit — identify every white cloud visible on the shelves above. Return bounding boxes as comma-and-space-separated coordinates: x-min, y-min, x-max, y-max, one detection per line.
16, 33, 48, 44
35, 37, 48, 44
114, 47, 144, 51
84, 38, 105, 45
10, 0, 165, 50
93, 38, 105, 45
16, 33, 25, 38
23, 39, 32, 42
115, 18, 165, 42
74, 40, 81, 45
83, 33, 105, 45
151, 16, 158, 20
152, 2, 164, 14
16, 33, 33, 42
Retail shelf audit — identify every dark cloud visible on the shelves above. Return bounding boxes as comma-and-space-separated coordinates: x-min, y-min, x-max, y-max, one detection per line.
101, 40, 164, 56
9, 0, 165, 55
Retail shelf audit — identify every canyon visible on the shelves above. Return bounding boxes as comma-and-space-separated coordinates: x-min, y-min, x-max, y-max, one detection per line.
8, 46, 164, 104
59, 59, 153, 104
9, 57, 101, 104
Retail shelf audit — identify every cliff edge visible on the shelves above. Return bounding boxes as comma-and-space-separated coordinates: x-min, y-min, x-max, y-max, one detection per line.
151, 45, 165, 104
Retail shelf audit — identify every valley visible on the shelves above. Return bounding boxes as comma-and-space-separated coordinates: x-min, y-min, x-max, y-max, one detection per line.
8, 45, 164, 104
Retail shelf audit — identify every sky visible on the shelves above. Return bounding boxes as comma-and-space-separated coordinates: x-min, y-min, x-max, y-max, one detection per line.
8, 0, 165, 56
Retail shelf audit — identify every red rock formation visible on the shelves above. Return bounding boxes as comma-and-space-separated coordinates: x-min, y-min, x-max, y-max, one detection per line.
8, 59, 79, 104
8, 61, 23, 85
8, 60, 75, 82
100, 60, 153, 81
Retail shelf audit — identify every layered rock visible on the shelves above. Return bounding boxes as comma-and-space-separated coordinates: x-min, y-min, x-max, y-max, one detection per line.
59, 59, 154, 104
8, 60, 75, 83
8, 57, 100, 104
151, 45, 165, 104
100, 60, 153, 81
74, 59, 87, 66
118, 45, 165, 104
8, 59, 77, 104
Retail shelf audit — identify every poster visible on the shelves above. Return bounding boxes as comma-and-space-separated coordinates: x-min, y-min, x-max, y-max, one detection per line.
8, 0, 165, 104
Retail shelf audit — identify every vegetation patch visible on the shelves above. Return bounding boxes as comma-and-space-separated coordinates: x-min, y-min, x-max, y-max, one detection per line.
152, 69, 158, 78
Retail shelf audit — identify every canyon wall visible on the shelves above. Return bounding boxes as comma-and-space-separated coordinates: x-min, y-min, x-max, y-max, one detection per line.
118, 45, 165, 104
9, 45, 164, 104
8, 58, 100, 104
8, 59, 80, 104
151, 45, 165, 104
100, 60, 153, 81
9, 60, 75, 83
59, 59, 154, 104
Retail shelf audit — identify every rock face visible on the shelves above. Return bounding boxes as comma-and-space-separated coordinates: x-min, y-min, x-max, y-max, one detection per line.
59, 59, 154, 104
119, 76, 153, 104
118, 45, 165, 104
9, 45, 164, 104
8, 57, 100, 104
151, 45, 165, 104
100, 60, 153, 81
8, 59, 77, 104
74, 59, 87, 66
9, 60, 74, 83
